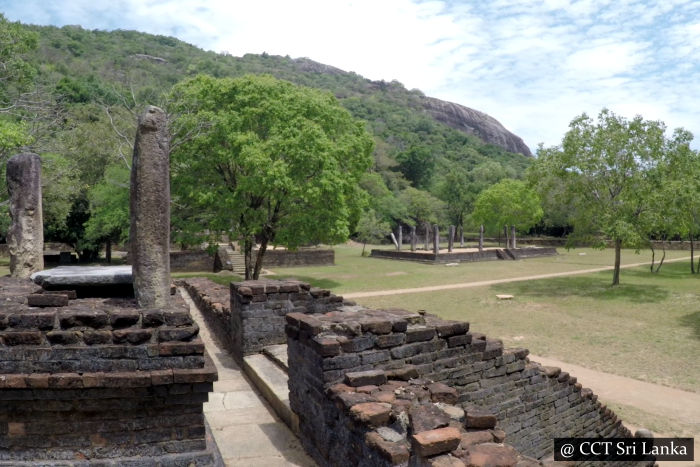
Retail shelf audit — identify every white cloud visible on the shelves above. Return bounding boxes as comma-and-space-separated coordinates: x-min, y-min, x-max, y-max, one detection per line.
3, 0, 700, 150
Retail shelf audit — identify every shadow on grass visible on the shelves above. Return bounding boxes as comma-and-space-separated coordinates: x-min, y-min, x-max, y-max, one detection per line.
271, 275, 341, 290
679, 311, 700, 341
497, 274, 669, 303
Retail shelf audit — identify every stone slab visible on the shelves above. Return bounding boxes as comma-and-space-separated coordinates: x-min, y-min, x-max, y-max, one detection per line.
31, 266, 133, 287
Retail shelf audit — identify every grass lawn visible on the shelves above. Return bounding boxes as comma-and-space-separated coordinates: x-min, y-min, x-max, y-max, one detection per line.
267, 243, 691, 294
356, 260, 700, 394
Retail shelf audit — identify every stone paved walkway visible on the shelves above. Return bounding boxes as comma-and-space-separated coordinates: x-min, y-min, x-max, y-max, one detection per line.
179, 288, 315, 467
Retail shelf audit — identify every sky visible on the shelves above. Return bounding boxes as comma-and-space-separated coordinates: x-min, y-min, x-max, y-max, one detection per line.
2, 0, 699, 153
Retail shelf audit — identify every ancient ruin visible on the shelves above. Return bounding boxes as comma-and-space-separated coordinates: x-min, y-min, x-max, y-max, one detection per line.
180, 277, 654, 466
6, 152, 44, 278
0, 106, 218, 465
130, 105, 171, 308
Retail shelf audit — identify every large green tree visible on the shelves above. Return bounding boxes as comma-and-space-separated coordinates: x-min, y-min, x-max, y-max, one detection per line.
532, 109, 693, 285
472, 179, 542, 248
169, 74, 374, 279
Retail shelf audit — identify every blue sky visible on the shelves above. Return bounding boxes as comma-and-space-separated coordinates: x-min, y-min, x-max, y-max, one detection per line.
2, 0, 699, 152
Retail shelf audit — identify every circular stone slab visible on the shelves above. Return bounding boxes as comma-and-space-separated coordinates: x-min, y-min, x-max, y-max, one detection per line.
31, 266, 133, 287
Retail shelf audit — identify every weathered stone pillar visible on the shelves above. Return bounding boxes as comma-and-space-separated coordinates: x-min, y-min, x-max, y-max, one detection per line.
448, 225, 455, 252
511, 225, 517, 249
460, 225, 464, 248
397, 225, 402, 251
479, 224, 484, 252
424, 222, 429, 251
410, 225, 416, 252
433, 224, 440, 255
6, 152, 44, 278
130, 106, 170, 308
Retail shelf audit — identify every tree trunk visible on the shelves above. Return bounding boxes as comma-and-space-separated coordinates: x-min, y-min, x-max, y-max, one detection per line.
459, 225, 464, 248
511, 225, 516, 249
650, 241, 656, 273
691, 232, 696, 274
612, 238, 622, 286
479, 224, 484, 252
243, 237, 254, 280
105, 238, 112, 264
655, 242, 666, 273
253, 236, 269, 280
362, 242, 367, 256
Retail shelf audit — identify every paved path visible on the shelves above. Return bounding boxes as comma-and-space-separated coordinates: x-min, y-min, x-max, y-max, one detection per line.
180, 288, 314, 467
343, 256, 691, 299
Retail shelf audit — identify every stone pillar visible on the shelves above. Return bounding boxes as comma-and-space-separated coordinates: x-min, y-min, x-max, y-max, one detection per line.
410, 225, 416, 252
511, 225, 517, 249
433, 224, 440, 255
130, 106, 171, 308
479, 224, 484, 252
424, 223, 429, 251
397, 225, 402, 251
448, 225, 455, 252
460, 225, 464, 248
6, 152, 44, 278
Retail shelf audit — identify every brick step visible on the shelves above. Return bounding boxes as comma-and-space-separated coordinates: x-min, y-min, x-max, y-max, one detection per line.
262, 344, 288, 371
242, 351, 298, 435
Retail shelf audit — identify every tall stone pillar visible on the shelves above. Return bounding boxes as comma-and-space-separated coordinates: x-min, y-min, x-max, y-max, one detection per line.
397, 225, 402, 251
448, 225, 455, 252
410, 225, 416, 252
459, 226, 464, 248
6, 152, 44, 278
424, 223, 429, 251
433, 224, 440, 255
511, 225, 517, 249
130, 106, 170, 308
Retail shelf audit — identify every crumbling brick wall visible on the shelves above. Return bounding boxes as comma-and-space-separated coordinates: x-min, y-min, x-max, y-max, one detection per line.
0, 277, 217, 465
285, 306, 633, 461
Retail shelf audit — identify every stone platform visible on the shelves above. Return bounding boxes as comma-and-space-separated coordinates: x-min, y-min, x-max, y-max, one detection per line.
31, 266, 134, 297
0, 277, 218, 465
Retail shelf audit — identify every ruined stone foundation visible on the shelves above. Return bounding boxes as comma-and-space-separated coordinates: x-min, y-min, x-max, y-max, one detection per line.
0, 278, 217, 466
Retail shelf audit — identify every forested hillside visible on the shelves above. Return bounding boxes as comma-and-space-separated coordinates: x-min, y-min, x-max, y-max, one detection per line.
0, 17, 532, 257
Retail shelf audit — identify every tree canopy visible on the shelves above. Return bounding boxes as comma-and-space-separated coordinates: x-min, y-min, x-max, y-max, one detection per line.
472, 178, 542, 242
169, 74, 374, 278
531, 109, 695, 285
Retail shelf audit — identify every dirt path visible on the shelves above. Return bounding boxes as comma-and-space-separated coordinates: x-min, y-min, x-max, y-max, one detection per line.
343, 256, 691, 299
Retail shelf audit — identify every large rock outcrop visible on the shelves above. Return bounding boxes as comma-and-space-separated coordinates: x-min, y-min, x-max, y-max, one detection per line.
421, 96, 532, 156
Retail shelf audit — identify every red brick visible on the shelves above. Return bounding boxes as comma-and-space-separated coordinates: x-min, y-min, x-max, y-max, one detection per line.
412, 427, 462, 457
463, 443, 519, 467
428, 382, 458, 404
349, 402, 392, 427
366, 432, 410, 464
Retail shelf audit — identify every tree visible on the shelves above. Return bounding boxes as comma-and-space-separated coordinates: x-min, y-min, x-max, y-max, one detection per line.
169, 74, 374, 279
395, 145, 435, 189
83, 164, 130, 262
472, 179, 542, 248
532, 109, 692, 285
355, 209, 390, 255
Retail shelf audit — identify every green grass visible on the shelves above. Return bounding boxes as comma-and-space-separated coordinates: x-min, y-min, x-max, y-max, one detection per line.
267, 243, 691, 294
357, 260, 700, 393
172, 271, 243, 286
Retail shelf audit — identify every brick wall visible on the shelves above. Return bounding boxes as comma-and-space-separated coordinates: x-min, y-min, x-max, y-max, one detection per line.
285, 306, 636, 461
169, 250, 215, 273
179, 278, 349, 358
259, 248, 335, 267
229, 279, 348, 357
0, 277, 217, 465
